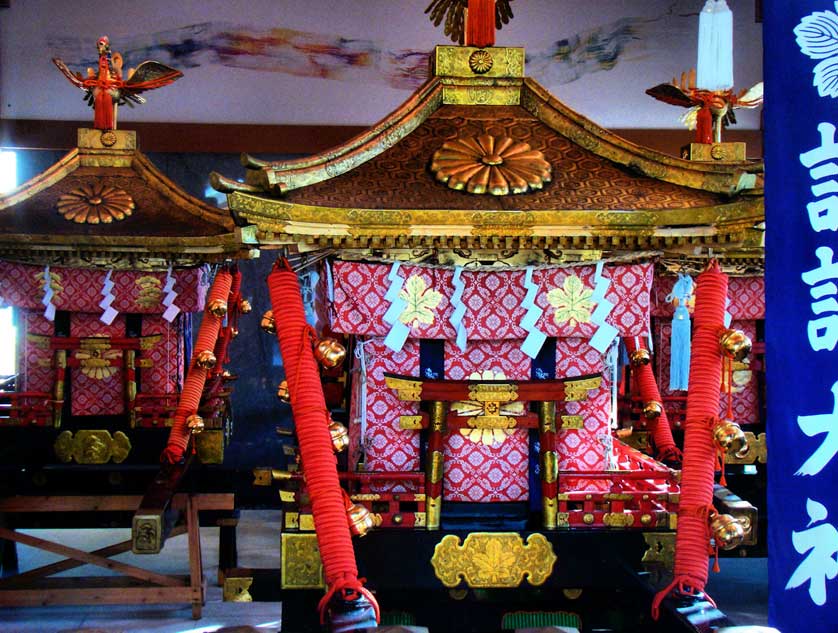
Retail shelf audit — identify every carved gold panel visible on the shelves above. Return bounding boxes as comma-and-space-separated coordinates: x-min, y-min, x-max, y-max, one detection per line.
467, 383, 518, 403
431, 532, 556, 588
299, 514, 316, 531
223, 576, 253, 602
724, 432, 766, 464
603, 512, 635, 528
385, 376, 423, 401
465, 415, 517, 429
281, 533, 325, 589
564, 377, 603, 402
642, 532, 676, 569
54, 430, 131, 464
434, 46, 526, 79
399, 415, 425, 430
132, 514, 162, 554
195, 429, 224, 464
560, 415, 584, 429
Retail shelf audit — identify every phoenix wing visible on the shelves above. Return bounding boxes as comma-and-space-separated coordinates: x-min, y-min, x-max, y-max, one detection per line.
645, 83, 697, 108
119, 61, 183, 105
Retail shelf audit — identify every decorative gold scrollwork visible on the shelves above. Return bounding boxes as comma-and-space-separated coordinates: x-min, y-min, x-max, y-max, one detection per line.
564, 377, 603, 401
385, 376, 423, 401
431, 532, 556, 588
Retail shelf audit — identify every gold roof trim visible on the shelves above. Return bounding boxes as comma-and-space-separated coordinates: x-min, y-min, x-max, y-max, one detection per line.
229, 190, 762, 251
221, 46, 762, 201
520, 79, 763, 196
239, 80, 444, 194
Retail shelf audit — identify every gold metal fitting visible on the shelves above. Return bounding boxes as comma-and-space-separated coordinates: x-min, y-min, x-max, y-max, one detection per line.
260, 310, 276, 335
719, 328, 752, 361
314, 338, 346, 369
207, 298, 228, 318
186, 414, 204, 435
643, 400, 663, 420
713, 419, 749, 458
630, 348, 651, 366
347, 503, 382, 537
329, 420, 349, 453
710, 513, 745, 550
239, 299, 252, 314
231, 328, 239, 338
276, 380, 291, 403
195, 350, 217, 369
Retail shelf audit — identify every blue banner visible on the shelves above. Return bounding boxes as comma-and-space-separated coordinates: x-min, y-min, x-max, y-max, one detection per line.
766, 3, 838, 632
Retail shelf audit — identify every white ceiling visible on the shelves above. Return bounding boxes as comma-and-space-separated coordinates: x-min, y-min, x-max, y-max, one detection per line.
0, 0, 764, 130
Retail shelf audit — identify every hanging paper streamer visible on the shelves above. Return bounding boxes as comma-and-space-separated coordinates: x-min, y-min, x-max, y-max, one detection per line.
41, 265, 56, 322
161, 266, 181, 323
589, 262, 618, 353
449, 266, 467, 352
354, 338, 369, 461
723, 296, 732, 328
99, 269, 118, 325
667, 273, 693, 391
519, 266, 547, 358
696, 0, 733, 91
382, 261, 410, 352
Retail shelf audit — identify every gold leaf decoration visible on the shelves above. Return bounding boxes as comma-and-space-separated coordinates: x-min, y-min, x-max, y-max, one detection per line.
398, 275, 443, 327
430, 134, 551, 195
57, 183, 135, 224
75, 338, 122, 380
452, 370, 524, 445
135, 276, 163, 309
546, 274, 594, 326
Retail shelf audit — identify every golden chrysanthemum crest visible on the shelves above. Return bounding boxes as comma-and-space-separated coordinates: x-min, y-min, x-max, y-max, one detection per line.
57, 183, 135, 224
430, 134, 552, 196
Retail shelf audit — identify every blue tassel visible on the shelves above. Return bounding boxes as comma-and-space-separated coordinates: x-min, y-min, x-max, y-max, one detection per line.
667, 274, 693, 391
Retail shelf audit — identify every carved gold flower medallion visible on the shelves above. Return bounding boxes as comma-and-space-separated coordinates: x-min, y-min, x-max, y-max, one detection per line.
57, 183, 135, 224
451, 370, 525, 445
430, 134, 551, 195
468, 50, 493, 74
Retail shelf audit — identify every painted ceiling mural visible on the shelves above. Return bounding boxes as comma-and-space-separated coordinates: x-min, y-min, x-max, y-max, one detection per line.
0, 0, 763, 129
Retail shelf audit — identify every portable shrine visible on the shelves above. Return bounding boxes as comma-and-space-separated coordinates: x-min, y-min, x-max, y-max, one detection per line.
211, 4, 765, 630
0, 43, 256, 615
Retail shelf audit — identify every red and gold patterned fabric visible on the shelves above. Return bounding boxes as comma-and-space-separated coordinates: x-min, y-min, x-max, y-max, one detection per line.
654, 318, 760, 425
331, 261, 653, 340
19, 310, 53, 394
141, 316, 182, 395
70, 313, 126, 416
652, 275, 764, 319
0, 263, 208, 314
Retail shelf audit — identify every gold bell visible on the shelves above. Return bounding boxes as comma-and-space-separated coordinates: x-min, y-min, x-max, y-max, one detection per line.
347, 503, 382, 537
719, 328, 752, 362
195, 350, 217, 369
260, 310, 276, 335
710, 513, 745, 550
186, 414, 204, 435
207, 298, 228, 318
329, 420, 349, 453
276, 380, 291, 403
643, 400, 663, 421
239, 299, 252, 314
630, 348, 651, 366
713, 419, 749, 458
314, 338, 346, 369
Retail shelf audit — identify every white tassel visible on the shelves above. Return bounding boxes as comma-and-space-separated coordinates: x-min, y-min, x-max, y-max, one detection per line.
696, 0, 733, 91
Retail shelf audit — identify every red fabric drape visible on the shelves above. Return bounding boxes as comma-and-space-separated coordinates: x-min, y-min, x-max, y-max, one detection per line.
161, 269, 233, 464
466, 0, 495, 47
653, 261, 727, 618
267, 260, 378, 624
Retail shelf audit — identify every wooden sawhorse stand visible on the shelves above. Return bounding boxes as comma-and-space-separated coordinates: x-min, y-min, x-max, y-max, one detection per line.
0, 493, 234, 619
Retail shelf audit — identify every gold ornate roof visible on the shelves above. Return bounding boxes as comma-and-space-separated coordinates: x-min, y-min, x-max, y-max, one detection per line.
212, 46, 763, 256
0, 129, 257, 269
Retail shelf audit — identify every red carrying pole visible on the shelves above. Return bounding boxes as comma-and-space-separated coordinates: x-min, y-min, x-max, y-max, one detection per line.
623, 337, 681, 462
465, 0, 495, 47
161, 268, 233, 464
266, 259, 378, 626
653, 261, 727, 618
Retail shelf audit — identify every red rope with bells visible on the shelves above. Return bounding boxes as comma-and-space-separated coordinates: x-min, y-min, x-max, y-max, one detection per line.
652, 261, 727, 619
267, 259, 379, 626
210, 267, 242, 379
623, 337, 681, 462
161, 268, 233, 464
